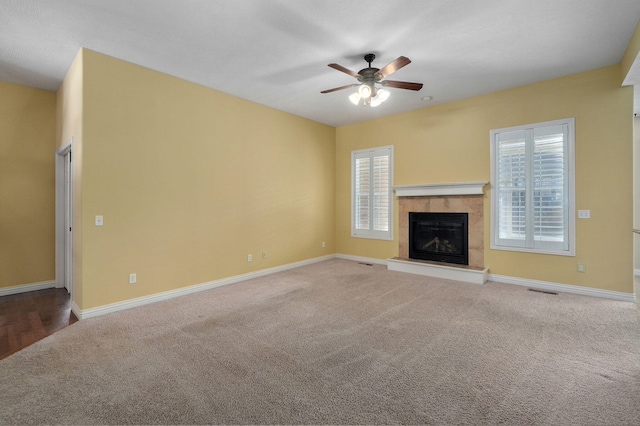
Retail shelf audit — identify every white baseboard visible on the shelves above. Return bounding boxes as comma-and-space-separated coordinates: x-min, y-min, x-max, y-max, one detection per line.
68, 254, 638, 320
75, 255, 336, 320
0, 280, 56, 297
335, 254, 387, 266
488, 273, 636, 303
71, 300, 82, 319
338, 255, 636, 302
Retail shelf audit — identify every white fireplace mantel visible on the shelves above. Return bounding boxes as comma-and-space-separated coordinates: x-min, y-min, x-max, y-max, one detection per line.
394, 181, 488, 197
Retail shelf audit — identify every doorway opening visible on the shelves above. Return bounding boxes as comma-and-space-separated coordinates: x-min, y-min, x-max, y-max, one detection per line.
55, 140, 73, 303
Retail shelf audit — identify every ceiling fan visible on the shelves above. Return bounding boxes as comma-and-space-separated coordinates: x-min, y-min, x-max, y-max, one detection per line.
321, 53, 423, 107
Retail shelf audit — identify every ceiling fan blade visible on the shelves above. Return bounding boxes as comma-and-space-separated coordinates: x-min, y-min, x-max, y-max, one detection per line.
375, 56, 411, 79
381, 80, 423, 91
321, 83, 359, 94
328, 63, 361, 78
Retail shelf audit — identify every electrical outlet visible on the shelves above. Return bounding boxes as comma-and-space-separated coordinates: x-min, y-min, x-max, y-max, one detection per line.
578, 210, 590, 219
129, 273, 137, 284
262, 252, 267, 259
247, 254, 252, 262
322, 241, 325, 248
577, 263, 586, 273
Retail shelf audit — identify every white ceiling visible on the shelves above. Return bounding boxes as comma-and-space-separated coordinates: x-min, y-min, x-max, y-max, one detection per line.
2, 0, 640, 127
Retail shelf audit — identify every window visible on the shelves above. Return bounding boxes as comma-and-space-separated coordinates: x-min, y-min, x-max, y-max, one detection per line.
490, 118, 575, 256
352, 146, 394, 240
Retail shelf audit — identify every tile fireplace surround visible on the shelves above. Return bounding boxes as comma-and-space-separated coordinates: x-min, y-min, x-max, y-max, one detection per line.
388, 182, 489, 284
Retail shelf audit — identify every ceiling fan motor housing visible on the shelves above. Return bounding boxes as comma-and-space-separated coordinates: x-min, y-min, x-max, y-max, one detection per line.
358, 67, 380, 82
359, 53, 382, 83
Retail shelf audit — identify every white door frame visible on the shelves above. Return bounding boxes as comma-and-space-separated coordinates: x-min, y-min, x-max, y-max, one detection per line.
55, 139, 73, 298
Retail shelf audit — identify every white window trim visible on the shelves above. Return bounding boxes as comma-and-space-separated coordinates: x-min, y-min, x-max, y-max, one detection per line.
490, 118, 576, 256
351, 145, 394, 241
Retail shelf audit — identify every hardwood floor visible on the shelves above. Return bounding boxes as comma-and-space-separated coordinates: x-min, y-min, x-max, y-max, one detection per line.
0, 288, 78, 360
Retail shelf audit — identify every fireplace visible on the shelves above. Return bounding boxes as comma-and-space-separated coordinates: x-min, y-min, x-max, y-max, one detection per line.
390, 182, 487, 284
409, 212, 468, 265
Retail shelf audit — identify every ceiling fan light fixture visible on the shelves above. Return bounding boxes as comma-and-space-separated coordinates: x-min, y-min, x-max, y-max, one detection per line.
358, 84, 372, 99
377, 88, 390, 102
349, 92, 361, 105
370, 89, 390, 107
370, 96, 383, 107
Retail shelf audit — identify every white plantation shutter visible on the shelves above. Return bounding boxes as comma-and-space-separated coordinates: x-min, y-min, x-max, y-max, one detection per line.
496, 130, 527, 246
354, 157, 370, 230
352, 146, 393, 240
491, 119, 574, 255
372, 154, 390, 231
533, 125, 568, 248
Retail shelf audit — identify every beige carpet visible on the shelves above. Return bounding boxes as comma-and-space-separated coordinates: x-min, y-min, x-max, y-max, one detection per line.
1, 259, 639, 425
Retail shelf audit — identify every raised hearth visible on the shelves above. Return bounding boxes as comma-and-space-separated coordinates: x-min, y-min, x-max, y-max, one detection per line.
387, 257, 488, 285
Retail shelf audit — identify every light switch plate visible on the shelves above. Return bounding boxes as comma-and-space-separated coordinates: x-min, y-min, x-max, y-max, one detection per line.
95, 215, 104, 226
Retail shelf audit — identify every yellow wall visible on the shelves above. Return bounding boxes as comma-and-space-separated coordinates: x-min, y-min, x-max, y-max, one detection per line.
336, 65, 634, 293
56, 49, 84, 306
77, 50, 335, 309
0, 81, 56, 289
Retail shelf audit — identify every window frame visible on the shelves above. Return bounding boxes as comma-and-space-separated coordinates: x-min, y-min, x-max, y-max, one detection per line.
351, 145, 394, 241
490, 118, 576, 256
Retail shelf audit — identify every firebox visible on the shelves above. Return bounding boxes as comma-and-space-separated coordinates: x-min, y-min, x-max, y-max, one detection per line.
409, 212, 468, 265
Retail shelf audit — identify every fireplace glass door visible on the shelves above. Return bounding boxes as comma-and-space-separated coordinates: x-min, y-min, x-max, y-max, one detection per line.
409, 212, 468, 265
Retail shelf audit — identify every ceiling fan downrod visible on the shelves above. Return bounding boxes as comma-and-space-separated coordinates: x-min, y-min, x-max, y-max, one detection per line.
359, 54, 380, 86
364, 53, 375, 67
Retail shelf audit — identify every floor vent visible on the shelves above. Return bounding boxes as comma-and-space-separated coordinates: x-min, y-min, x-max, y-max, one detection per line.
358, 262, 374, 266
527, 288, 558, 295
